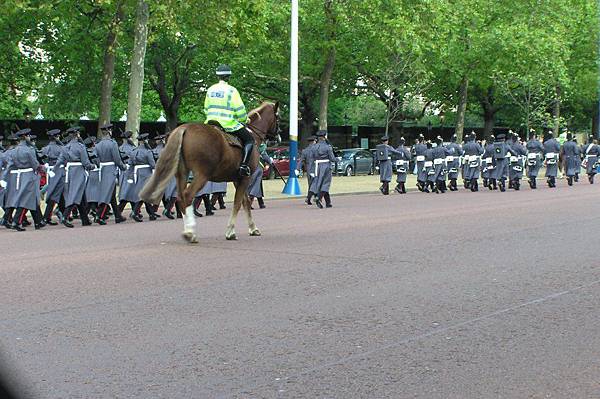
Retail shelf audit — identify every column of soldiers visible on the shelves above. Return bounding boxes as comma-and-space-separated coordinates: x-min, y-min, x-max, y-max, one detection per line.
0, 125, 230, 232
374, 129, 599, 195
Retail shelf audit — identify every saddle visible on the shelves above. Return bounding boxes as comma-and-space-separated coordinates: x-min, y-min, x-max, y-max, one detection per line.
207, 121, 242, 149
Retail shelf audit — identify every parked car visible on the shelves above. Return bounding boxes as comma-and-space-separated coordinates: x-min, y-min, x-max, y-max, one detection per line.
334, 148, 374, 176
263, 146, 290, 179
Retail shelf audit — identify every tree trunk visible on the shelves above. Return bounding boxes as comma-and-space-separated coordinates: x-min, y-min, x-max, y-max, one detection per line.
98, 0, 125, 135
318, 47, 336, 130
125, 0, 149, 140
455, 75, 469, 142
552, 85, 561, 135
299, 83, 317, 143
483, 109, 495, 139
166, 107, 178, 133
592, 112, 599, 140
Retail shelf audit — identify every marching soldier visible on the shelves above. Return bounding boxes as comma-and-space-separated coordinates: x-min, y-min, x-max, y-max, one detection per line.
41, 129, 65, 225
297, 136, 316, 204
543, 131, 561, 188
482, 135, 495, 189
561, 133, 580, 186
0, 134, 18, 227
84, 136, 101, 219
423, 141, 434, 193
117, 130, 136, 214
0, 129, 44, 231
462, 132, 484, 192
526, 130, 544, 189
0, 135, 6, 223
413, 134, 427, 191
204, 64, 252, 177
394, 137, 411, 194
375, 136, 401, 195
210, 182, 227, 210
508, 133, 527, 190
248, 143, 274, 208
309, 130, 336, 208
93, 124, 127, 224
445, 134, 462, 191
127, 133, 159, 222
430, 137, 449, 193
55, 127, 94, 227
581, 135, 599, 184
491, 133, 513, 192
193, 181, 213, 217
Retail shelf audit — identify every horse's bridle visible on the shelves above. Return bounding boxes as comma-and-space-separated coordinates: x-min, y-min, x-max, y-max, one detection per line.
246, 106, 281, 144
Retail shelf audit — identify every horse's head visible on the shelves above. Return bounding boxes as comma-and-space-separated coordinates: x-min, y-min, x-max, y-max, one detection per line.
248, 102, 281, 144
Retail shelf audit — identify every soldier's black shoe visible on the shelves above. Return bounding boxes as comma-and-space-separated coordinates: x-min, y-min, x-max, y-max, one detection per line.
62, 218, 74, 228
499, 182, 506, 192
162, 209, 175, 219
115, 216, 127, 224
326, 203, 333, 208
149, 214, 157, 221
567, 176, 573, 186
528, 179, 534, 189
81, 220, 92, 226
589, 175, 594, 184
193, 209, 203, 217
205, 208, 214, 216
394, 185, 402, 194
22, 219, 31, 227
305, 198, 313, 205
12, 223, 25, 232
575, 174, 579, 182
45, 219, 58, 226
96, 218, 107, 225
514, 180, 520, 190
34, 222, 45, 230
316, 199, 324, 209
131, 213, 143, 222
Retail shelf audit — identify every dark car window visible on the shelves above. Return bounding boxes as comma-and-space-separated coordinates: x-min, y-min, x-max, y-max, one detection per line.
340, 151, 355, 160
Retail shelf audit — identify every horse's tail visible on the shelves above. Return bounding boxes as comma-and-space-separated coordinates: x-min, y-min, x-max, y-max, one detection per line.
140, 126, 185, 205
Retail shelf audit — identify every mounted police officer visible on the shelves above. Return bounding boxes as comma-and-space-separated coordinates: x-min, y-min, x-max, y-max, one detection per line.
0, 129, 44, 231
582, 135, 600, 184
526, 130, 543, 189
41, 129, 66, 224
462, 132, 484, 191
445, 134, 462, 191
543, 131, 561, 188
297, 135, 316, 204
508, 133, 527, 190
413, 134, 427, 191
394, 137, 411, 194
561, 133, 580, 186
93, 123, 127, 224
56, 126, 94, 227
376, 136, 401, 195
309, 130, 336, 208
204, 64, 252, 177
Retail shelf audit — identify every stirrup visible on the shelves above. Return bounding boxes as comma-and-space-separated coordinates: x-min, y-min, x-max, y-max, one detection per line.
239, 164, 251, 177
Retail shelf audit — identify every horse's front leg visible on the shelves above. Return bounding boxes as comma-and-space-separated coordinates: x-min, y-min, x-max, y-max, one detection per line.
225, 185, 243, 241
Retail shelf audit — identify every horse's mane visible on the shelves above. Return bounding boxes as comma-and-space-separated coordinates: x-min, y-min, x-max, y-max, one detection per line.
248, 102, 272, 121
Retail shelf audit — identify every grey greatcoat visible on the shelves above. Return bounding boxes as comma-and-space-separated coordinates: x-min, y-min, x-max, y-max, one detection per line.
525, 139, 544, 178
414, 143, 428, 182
395, 145, 412, 183
211, 181, 227, 194
0, 146, 7, 208
376, 144, 401, 182
94, 137, 127, 204
41, 140, 66, 203
582, 142, 600, 174
85, 158, 101, 203
118, 140, 136, 200
123, 145, 155, 203
491, 141, 513, 180
482, 143, 495, 179
298, 143, 316, 187
1, 142, 40, 211
154, 142, 178, 199
508, 141, 527, 180
56, 139, 94, 207
309, 141, 336, 194
543, 138, 561, 178
428, 146, 448, 183
462, 140, 484, 180
445, 143, 463, 179
248, 152, 273, 198
562, 140, 580, 177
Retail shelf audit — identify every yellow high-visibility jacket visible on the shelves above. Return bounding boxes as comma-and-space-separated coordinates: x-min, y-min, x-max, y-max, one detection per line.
204, 81, 247, 132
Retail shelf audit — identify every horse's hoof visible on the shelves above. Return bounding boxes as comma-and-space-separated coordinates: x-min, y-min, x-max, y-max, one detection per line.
182, 232, 198, 244
225, 233, 237, 241
249, 229, 261, 237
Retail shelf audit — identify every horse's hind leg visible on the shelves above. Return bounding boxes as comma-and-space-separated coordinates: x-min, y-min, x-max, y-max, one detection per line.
225, 180, 247, 240
181, 171, 208, 244
238, 179, 260, 236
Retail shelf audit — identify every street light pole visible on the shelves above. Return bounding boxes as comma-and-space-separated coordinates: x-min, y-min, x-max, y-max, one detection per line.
282, 0, 301, 195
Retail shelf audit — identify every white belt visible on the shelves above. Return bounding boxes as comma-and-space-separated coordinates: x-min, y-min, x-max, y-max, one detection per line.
133, 164, 151, 184
485, 157, 492, 164
545, 152, 556, 159
585, 155, 597, 159
98, 162, 115, 183
434, 158, 443, 165
445, 156, 454, 162
424, 161, 433, 167
510, 156, 518, 162
527, 153, 538, 159
9, 168, 34, 190
395, 160, 408, 166
416, 155, 425, 162
468, 155, 479, 162
314, 160, 329, 177
65, 162, 83, 183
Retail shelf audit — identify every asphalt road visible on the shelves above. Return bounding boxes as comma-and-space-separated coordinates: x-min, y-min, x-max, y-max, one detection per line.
1, 180, 599, 398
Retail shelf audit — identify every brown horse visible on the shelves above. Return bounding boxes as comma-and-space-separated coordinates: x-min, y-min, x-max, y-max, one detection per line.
139, 102, 280, 243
